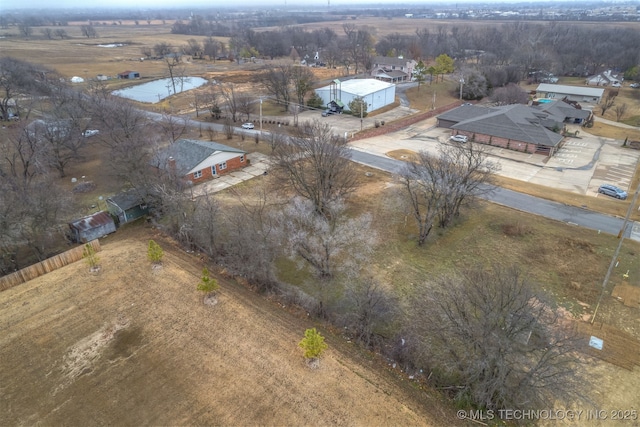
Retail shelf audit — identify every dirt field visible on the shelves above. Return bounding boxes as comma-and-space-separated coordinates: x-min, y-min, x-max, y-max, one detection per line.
0, 224, 455, 426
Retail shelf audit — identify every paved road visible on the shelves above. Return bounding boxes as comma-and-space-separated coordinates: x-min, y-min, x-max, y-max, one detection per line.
147, 106, 638, 241
349, 149, 636, 239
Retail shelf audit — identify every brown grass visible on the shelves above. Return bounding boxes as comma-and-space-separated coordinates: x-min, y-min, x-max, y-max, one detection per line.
0, 224, 453, 426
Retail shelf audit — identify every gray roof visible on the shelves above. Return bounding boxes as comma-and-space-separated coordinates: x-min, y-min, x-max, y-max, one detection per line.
536, 83, 604, 98
156, 139, 246, 175
374, 70, 409, 79
449, 104, 564, 147
372, 56, 412, 67
107, 190, 145, 211
536, 99, 591, 120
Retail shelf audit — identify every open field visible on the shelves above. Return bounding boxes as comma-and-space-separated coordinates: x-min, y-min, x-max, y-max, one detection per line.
0, 224, 455, 426
2, 18, 640, 425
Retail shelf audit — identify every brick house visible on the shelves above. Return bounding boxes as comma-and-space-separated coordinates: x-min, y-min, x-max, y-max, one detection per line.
156, 139, 247, 184
436, 100, 591, 156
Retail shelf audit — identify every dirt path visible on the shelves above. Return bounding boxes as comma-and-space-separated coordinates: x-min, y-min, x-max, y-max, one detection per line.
0, 224, 458, 426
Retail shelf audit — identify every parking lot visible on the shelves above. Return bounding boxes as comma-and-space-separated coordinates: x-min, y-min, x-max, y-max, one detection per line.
349, 118, 640, 198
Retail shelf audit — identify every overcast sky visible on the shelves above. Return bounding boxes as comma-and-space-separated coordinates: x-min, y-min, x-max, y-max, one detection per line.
2, 0, 567, 12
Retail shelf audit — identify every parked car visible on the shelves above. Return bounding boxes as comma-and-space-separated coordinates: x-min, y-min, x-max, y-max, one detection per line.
82, 129, 99, 137
241, 123, 254, 129
630, 83, 640, 89
321, 109, 334, 117
598, 184, 627, 200
611, 82, 622, 88
450, 134, 468, 143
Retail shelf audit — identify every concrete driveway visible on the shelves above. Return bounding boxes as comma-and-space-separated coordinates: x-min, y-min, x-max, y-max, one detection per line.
349, 118, 640, 197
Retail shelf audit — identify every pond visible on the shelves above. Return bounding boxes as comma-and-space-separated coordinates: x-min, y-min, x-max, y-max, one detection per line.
112, 77, 208, 103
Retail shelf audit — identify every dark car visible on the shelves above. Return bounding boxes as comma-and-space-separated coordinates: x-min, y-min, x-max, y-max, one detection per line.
321, 109, 334, 117
598, 184, 627, 200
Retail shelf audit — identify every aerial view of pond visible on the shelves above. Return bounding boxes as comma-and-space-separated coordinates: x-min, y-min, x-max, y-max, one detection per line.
112, 77, 208, 103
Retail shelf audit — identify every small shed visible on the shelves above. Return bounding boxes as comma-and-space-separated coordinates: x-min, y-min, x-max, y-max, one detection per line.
118, 71, 140, 79
68, 211, 116, 243
106, 191, 149, 225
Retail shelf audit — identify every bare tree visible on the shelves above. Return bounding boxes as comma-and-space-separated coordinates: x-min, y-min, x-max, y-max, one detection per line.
259, 65, 292, 112
220, 185, 280, 290
340, 277, 397, 349
290, 65, 315, 108
278, 197, 375, 280
237, 94, 254, 121
160, 112, 189, 143
490, 83, 529, 105
41, 28, 53, 40
271, 119, 359, 218
218, 83, 240, 122
0, 57, 53, 121
0, 121, 49, 183
53, 29, 67, 39
614, 103, 627, 122
400, 143, 499, 245
405, 264, 585, 412
80, 25, 98, 38
203, 36, 223, 61
600, 90, 617, 116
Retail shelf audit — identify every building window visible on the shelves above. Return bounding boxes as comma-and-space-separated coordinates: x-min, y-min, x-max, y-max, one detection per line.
240, 155, 245, 163
219, 162, 227, 170
193, 170, 202, 179
211, 165, 217, 175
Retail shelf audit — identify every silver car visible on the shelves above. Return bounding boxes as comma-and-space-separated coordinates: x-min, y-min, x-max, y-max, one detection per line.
598, 184, 627, 200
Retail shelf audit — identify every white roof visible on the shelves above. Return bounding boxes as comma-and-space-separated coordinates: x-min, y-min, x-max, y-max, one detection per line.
319, 78, 395, 97
536, 83, 604, 98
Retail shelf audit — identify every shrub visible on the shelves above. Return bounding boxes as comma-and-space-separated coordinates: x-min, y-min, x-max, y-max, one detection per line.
299, 327, 328, 359
147, 240, 164, 264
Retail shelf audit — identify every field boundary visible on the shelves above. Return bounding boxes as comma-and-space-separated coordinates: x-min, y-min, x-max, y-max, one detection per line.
0, 240, 101, 292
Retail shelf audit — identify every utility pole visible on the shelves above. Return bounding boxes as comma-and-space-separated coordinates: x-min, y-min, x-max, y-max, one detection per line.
360, 99, 363, 131
459, 76, 464, 100
259, 98, 263, 135
591, 184, 640, 325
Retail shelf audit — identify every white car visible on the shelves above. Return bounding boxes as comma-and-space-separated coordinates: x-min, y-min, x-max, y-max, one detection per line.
83, 129, 99, 137
241, 123, 254, 129
450, 134, 468, 143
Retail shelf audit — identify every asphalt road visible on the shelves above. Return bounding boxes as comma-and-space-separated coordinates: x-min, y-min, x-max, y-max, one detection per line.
148, 110, 636, 240
349, 149, 635, 239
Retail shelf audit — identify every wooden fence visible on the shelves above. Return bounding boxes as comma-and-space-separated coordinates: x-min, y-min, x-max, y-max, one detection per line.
0, 240, 101, 292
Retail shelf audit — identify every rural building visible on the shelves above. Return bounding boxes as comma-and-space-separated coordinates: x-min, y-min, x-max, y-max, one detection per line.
155, 139, 247, 184
585, 70, 622, 86
315, 79, 396, 113
436, 100, 591, 156
536, 83, 604, 104
371, 56, 417, 83
68, 211, 116, 243
118, 71, 140, 79
106, 190, 150, 225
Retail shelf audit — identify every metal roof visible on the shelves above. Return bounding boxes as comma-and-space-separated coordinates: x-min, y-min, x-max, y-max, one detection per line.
68, 211, 114, 232
536, 84, 604, 98
318, 78, 395, 97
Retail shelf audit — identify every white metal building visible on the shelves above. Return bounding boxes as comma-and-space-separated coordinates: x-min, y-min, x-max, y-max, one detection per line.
315, 79, 396, 113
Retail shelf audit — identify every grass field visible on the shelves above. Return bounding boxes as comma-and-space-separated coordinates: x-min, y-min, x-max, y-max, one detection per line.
0, 224, 456, 426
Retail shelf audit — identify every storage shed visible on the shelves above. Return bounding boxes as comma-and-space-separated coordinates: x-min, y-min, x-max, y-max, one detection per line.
68, 211, 116, 243
118, 71, 140, 79
106, 190, 149, 225
315, 79, 396, 113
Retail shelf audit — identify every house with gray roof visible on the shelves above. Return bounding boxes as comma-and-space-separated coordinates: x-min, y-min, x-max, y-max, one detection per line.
155, 139, 248, 184
371, 56, 416, 83
436, 100, 590, 156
